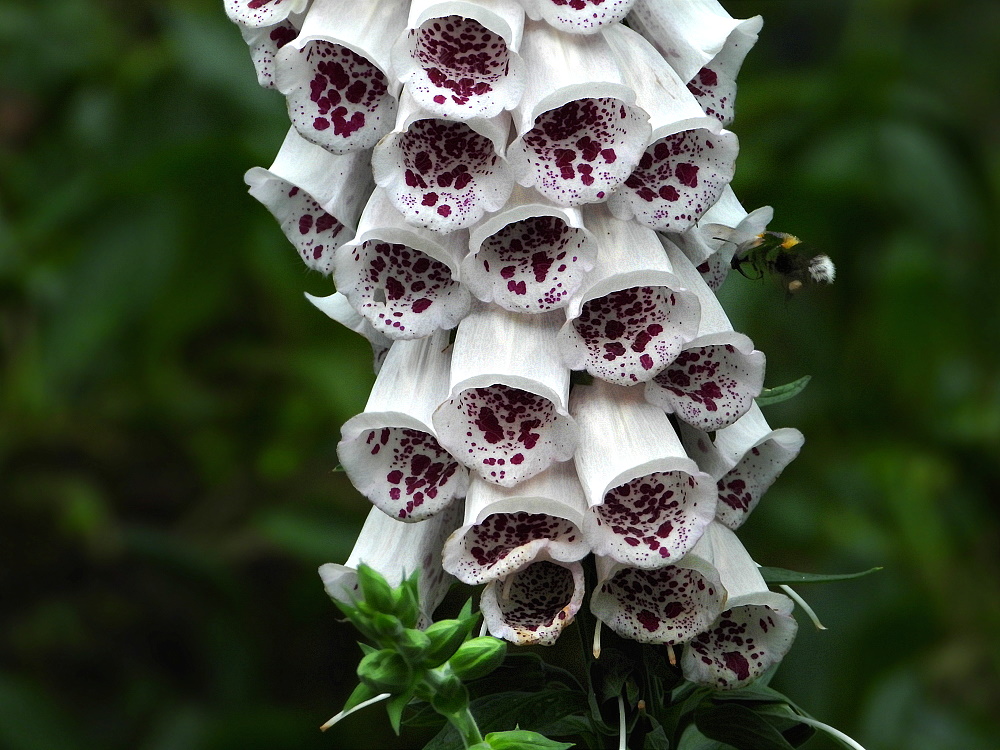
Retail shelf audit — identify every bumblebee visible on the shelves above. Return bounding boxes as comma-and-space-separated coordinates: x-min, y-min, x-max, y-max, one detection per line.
730, 231, 835, 294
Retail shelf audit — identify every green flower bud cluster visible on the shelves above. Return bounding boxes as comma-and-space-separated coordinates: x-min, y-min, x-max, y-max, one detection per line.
329, 565, 510, 747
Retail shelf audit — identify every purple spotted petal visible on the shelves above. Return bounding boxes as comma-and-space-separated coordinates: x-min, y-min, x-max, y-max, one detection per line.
395, 15, 525, 119
336, 240, 470, 339
433, 384, 577, 487
373, 118, 514, 232
684, 18, 761, 126
646, 338, 765, 431
240, 19, 301, 89
508, 97, 649, 207
591, 562, 724, 644
695, 253, 730, 292
584, 470, 715, 567
481, 560, 584, 646
682, 603, 798, 689
443, 510, 587, 584
525, 0, 637, 34
561, 285, 701, 385
610, 128, 738, 232
277, 41, 395, 153
226, 0, 307, 28
338, 426, 466, 522
714, 429, 804, 530
246, 177, 348, 274
464, 215, 595, 312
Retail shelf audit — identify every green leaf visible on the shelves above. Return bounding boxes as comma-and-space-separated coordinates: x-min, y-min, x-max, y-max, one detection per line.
677, 724, 729, 750
694, 703, 797, 750
755, 376, 811, 406
341, 682, 382, 714
483, 729, 575, 750
424, 690, 589, 750
758, 566, 883, 585
643, 722, 671, 750
592, 647, 633, 703
387, 691, 414, 735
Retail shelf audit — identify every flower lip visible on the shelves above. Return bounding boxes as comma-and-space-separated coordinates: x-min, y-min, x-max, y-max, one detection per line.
480, 559, 585, 646
442, 463, 590, 584
522, 0, 638, 35
392, 1, 527, 120
225, 0, 309, 29
463, 186, 598, 313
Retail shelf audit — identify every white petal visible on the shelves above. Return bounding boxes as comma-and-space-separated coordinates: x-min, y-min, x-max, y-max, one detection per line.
338, 331, 470, 522
644, 241, 765, 430
304, 291, 392, 371
334, 188, 471, 339
275, 0, 405, 153
684, 16, 762, 126
372, 91, 515, 232
680, 523, 798, 689
570, 380, 716, 567
590, 553, 725, 644
226, 0, 309, 29
521, 0, 637, 35
319, 501, 462, 624
442, 463, 589, 584
481, 560, 584, 645
433, 305, 578, 487
627, 0, 757, 84
463, 185, 597, 313
392, 0, 526, 120
559, 208, 700, 385
245, 128, 372, 274
239, 15, 305, 90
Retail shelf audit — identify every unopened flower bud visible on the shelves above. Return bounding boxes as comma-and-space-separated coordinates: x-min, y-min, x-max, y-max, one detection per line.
423, 618, 475, 667
358, 649, 413, 694
447, 637, 507, 682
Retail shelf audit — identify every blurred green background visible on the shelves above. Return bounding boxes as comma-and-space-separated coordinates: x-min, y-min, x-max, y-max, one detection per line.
1, 0, 997, 748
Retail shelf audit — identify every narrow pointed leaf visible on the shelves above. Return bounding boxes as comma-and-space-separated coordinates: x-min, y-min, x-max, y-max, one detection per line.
758, 566, 883, 585
755, 376, 811, 406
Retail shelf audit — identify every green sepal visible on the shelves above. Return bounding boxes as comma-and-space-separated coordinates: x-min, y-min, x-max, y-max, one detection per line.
369, 612, 405, 644
358, 649, 413, 694
448, 637, 507, 682
386, 688, 416, 735
394, 572, 422, 629
357, 563, 397, 613
481, 730, 575, 750
424, 618, 475, 667
332, 598, 377, 643
358, 642, 377, 657
759, 566, 883, 585
756, 375, 811, 406
341, 681, 381, 715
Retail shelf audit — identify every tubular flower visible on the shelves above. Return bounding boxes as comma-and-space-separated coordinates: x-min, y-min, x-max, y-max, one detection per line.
231, 0, 812, 687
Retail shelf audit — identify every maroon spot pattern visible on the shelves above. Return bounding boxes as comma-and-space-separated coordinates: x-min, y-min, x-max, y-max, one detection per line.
227, 0, 292, 27
571, 286, 690, 384
474, 216, 589, 312
408, 16, 511, 117
517, 97, 645, 205
489, 561, 581, 646
538, 0, 636, 33
358, 427, 463, 522
343, 240, 464, 339
271, 182, 345, 274
588, 471, 710, 566
449, 385, 561, 485
696, 253, 731, 292
389, 119, 502, 229
596, 565, 721, 644
715, 438, 799, 530
687, 65, 737, 125
617, 129, 733, 232
685, 605, 796, 689
248, 21, 299, 89
286, 41, 392, 152
652, 344, 761, 431
453, 511, 583, 584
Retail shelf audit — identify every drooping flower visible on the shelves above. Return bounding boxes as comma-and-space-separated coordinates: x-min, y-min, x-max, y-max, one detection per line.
680, 522, 798, 689
680, 404, 804, 530
558, 207, 701, 385
522, 0, 638, 35
644, 238, 765, 431
571, 379, 716, 567
337, 329, 469, 522
480, 559, 586, 645
432, 305, 578, 487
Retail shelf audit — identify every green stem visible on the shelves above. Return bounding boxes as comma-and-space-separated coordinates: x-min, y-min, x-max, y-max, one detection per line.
447, 707, 484, 748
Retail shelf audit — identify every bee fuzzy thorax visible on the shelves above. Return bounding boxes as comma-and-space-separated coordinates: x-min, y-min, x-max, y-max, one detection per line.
807, 254, 836, 284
